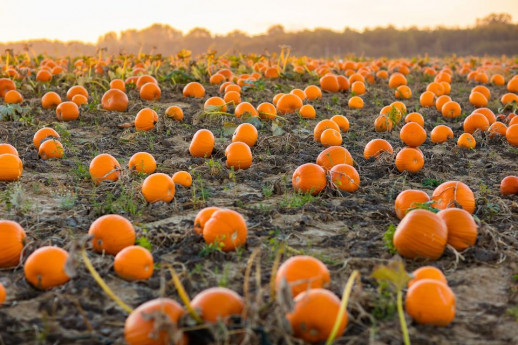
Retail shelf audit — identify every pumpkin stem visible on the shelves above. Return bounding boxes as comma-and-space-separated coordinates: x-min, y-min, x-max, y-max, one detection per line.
269, 244, 285, 301
397, 289, 411, 345
243, 247, 261, 303
81, 247, 133, 313
325, 270, 360, 345
165, 263, 203, 323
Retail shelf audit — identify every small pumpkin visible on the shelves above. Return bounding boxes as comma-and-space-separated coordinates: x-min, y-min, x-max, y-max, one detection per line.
114, 245, 154, 281
275, 255, 330, 298
124, 298, 186, 345
292, 163, 327, 195
191, 287, 245, 323
363, 139, 393, 159
500, 176, 518, 195
437, 208, 478, 251
394, 189, 430, 219
194, 207, 221, 235
0, 153, 23, 181
142, 173, 176, 203
329, 164, 360, 192
408, 266, 448, 288
189, 129, 215, 158
316, 146, 354, 171
286, 289, 347, 343
0, 220, 26, 268
24, 246, 70, 290
225, 142, 252, 170
89, 214, 136, 255
395, 147, 424, 173
432, 181, 475, 214
202, 209, 247, 252
405, 279, 456, 326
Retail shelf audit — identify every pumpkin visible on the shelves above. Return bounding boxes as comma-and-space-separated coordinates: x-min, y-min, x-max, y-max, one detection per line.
125, 298, 186, 345
0, 154, 23, 181
393, 209, 448, 260
286, 289, 347, 343
394, 189, 430, 219
405, 279, 456, 326
500, 176, 518, 195
142, 173, 176, 203
225, 142, 253, 170
189, 129, 215, 158
24, 246, 70, 290
432, 181, 475, 214
316, 146, 353, 171
0, 220, 26, 268
202, 209, 247, 251
275, 255, 330, 297
437, 208, 478, 251
191, 287, 245, 323
292, 163, 327, 195
395, 147, 424, 173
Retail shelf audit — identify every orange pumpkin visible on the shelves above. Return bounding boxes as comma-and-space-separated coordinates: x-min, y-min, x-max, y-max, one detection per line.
225, 142, 252, 170
275, 255, 330, 297
292, 163, 327, 195
202, 209, 247, 251
286, 289, 347, 343
432, 181, 475, 214
0, 220, 26, 268
316, 146, 354, 171
400, 122, 426, 147
114, 245, 154, 281
89, 153, 121, 184
194, 207, 221, 235
24, 246, 70, 290
313, 120, 340, 142
191, 287, 245, 322
329, 164, 360, 192
408, 266, 448, 288
33, 128, 60, 149
142, 173, 176, 203
437, 208, 478, 251
0, 143, 18, 156
405, 279, 455, 326
394, 189, 430, 219
89, 214, 136, 255
395, 147, 424, 173
363, 139, 393, 159
124, 298, 186, 345
500, 176, 518, 195
393, 209, 448, 260
0, 152, 23, 182
189, 129, 215, 158
232, 123, 258, 147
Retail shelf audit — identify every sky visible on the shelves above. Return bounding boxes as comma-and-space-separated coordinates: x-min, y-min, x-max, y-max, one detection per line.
1, 0, 517, 43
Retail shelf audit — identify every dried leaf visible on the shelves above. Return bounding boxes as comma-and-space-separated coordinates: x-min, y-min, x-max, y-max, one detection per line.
371, 260, 411, 291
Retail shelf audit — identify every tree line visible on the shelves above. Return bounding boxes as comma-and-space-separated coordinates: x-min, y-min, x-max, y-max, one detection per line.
1, 13, 517, 58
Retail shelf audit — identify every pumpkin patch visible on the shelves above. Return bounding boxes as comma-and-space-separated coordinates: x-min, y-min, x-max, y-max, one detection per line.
0, 45, 516, 345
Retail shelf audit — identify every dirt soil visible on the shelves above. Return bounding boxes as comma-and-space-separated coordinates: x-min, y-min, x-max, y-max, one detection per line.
0, 71, 517, 345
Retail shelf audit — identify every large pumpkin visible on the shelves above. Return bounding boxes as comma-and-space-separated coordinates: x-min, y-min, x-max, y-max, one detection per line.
393, 209, 448, 260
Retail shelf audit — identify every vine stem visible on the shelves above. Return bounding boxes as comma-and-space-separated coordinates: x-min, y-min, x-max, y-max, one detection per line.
397, 290, 411, 345
325, 270, 359, 345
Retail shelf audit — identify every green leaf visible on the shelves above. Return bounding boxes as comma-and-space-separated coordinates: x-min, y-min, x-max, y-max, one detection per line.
136, 236, 152, 251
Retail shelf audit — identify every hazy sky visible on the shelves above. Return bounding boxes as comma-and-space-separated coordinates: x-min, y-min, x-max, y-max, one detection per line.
1, 0, 517, 43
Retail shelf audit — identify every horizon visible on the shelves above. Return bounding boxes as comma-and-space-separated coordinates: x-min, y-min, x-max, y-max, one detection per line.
1, 0, 517, 44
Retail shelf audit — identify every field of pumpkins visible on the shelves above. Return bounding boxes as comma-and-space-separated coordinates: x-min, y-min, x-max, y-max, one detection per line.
0, 51, 517, 344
